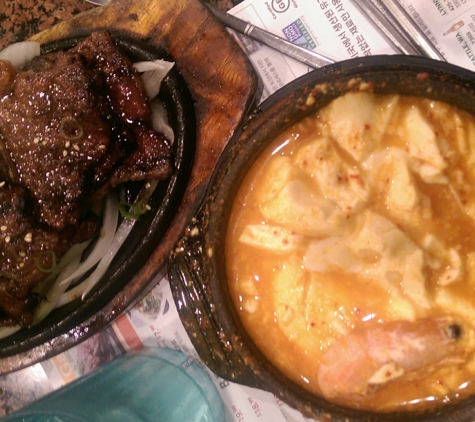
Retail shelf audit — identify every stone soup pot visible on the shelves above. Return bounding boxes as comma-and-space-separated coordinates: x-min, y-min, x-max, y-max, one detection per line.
168, 55, 475, 422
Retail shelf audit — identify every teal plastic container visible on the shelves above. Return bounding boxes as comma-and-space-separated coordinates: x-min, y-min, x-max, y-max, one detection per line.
1, 347, 224, 422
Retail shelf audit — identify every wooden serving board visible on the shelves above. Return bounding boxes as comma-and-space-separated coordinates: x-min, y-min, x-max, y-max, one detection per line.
0, 0, 257, 373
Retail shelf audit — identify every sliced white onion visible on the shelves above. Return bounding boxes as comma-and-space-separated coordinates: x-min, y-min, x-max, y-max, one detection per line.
55, 277, 88, 307
134, 59, 175, 100
57, 180, 159, 305
80, 217, 136, 301
0, 326, 21, 340
0, 41, 40, 68
35, 241, 91, 294
33, 241, 90, 324
133, 59, 174, 73
150, 100, 174, 144
49, 251, 89, 308
57, 192, 118, 289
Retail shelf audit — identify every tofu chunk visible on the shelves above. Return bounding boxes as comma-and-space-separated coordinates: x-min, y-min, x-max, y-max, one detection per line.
402, 107, 448, 184
293, 137, 370, 213
320, 92, 398, 161
348, 211, 431, 309
239, 224, 303, 253
304, 235, 364, 273
383, 149, 420, 214
260, 179, 351, 236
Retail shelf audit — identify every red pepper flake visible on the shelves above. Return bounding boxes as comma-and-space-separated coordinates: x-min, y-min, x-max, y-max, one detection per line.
417, 72, 429, 81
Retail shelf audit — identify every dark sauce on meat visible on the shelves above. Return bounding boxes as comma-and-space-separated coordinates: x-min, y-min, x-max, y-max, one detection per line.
0, 31, 173, 326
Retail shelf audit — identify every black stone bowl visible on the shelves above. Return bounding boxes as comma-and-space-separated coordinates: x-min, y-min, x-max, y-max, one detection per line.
168, 55, 475, 422
0, 34, 196, 367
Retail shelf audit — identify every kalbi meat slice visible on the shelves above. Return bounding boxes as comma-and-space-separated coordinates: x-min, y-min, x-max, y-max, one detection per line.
110, 125, 176, 184
0, 182, 97, 327
70, 31, 174, 196
0, 185, 69, 287
71, 31, 152, 123
0, 53, 113, 231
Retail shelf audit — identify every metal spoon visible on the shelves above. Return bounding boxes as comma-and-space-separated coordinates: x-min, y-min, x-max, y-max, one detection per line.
206, 5, 334, 69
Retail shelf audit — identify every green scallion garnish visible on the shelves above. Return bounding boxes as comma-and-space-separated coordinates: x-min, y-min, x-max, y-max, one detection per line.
118, 201, 148, 220
35, 250, 57, 274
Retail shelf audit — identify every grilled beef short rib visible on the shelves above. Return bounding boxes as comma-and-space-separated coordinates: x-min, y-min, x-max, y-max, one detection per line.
0, 31, 174, 326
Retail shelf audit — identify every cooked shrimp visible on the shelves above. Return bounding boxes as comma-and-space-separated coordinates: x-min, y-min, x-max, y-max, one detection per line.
317, 318, 463, 399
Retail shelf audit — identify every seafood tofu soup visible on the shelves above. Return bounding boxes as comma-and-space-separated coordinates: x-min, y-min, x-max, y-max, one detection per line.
225, 91, 475, 412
